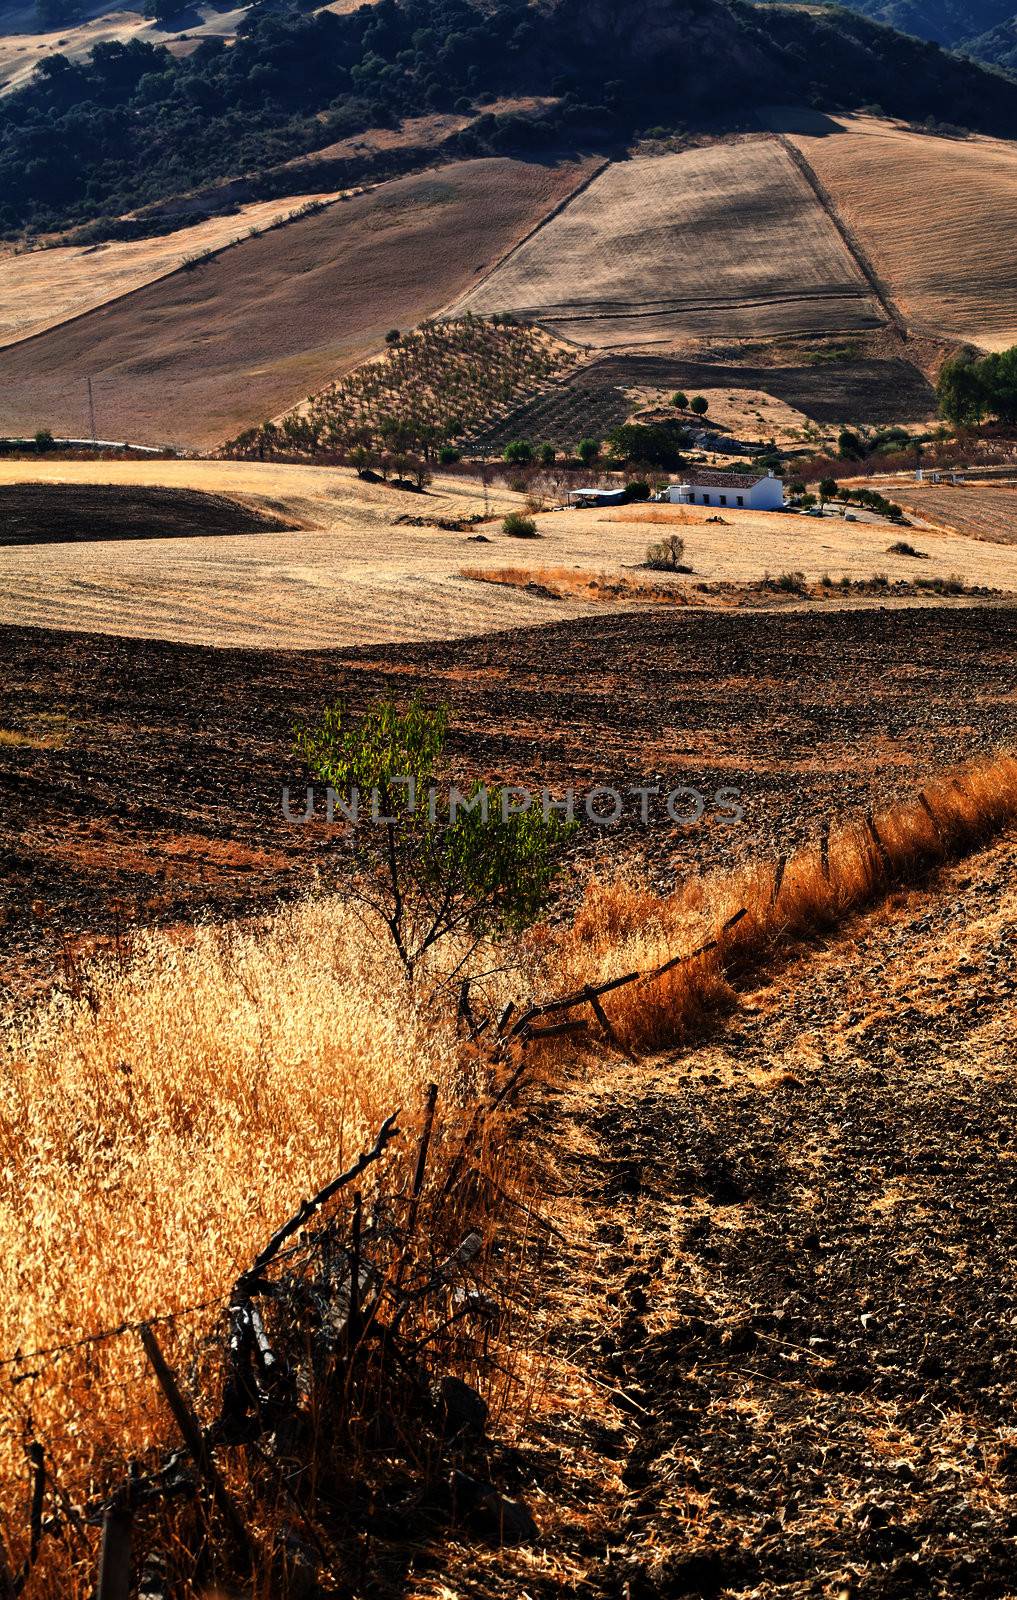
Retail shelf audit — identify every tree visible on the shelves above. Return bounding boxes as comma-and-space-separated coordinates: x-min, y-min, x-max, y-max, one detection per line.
294, 694, 574, 981
937, 355, 988, 429
504, 438, 534, 464
608, 423, 687, 469
838, 428, 866, 460
34, 429, 55, 452
981, 346, 1017, 424
625, 480, 650, 501
672, 391, 689, 412
645, 534, 686, 571
690, 395, 709, 417
539, 442, 556, 466
818, 477, 837, 506
577, 437, 600, 464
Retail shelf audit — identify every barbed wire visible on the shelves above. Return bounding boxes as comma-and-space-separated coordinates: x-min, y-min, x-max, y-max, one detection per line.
0, 1292, 230, 1375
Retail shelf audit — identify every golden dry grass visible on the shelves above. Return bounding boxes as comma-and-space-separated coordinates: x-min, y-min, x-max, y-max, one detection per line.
2, 745, 1016, 1587
783, 114, 1017, 351
0, 896, 475, 1586
452, 138, 882, 346
459, 564, 690, 604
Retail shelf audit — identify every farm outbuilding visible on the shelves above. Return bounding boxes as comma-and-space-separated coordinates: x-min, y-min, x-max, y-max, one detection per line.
567, 487, 629, 507
665, 469, 784, 511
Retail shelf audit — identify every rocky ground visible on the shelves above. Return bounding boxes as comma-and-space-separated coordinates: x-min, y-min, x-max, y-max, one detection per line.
1, 604, 1016, 1000
419, 830, 1017, 1599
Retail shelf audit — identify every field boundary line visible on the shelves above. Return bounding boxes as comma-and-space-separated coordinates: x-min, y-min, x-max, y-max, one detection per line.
439, 153, 612, 322
770, 132, 908, 336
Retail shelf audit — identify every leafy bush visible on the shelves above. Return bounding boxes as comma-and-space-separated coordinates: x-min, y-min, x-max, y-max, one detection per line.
577, 438, 600, 464
689, 395, 709, 417
294, 694, 574, 979
888, 540, 928, 558
644, 534, 687, 571
625, 480, 650, 501
761, 570, 808, 595
503, 512, 539, 538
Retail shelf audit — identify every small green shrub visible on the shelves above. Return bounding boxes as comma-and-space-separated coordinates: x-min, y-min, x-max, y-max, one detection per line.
503, 512, 539, 538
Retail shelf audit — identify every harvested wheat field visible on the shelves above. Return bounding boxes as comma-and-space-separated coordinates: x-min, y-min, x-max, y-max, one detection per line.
890, 477, 1017, 544
0, 459, 1014, 645
0, 192, 344, 348
778, 111, 1017, 351
452, 139, 884, 348
0, 156, 596, 447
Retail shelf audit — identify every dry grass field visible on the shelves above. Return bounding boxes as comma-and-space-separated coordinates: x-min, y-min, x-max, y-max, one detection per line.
0, 192, 344, 348
0, 156, 595, 446
891, 477, 1017, 543
452, 139, 884, 348
0, 459, 1013, 646
780, 112, 1017, 351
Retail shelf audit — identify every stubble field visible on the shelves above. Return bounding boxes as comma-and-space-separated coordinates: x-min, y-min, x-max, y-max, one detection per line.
452, 138, 884, 347
0, 459, 1013, 647
780, 111, 1017, 351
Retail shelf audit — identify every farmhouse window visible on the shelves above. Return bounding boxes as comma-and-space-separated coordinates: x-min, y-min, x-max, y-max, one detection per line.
701, 494, 710, 505
737, 496, 744, 507
719, 495, 727, 506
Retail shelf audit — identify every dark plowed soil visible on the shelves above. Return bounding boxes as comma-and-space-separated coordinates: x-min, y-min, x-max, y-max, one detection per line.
0, 483, 291, 544
466, 351, 936, 451
476, 833, 1017, 1599
1, 604, 1015, 997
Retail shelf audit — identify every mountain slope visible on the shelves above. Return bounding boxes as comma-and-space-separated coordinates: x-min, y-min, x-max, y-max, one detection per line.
4, 0, 1017, 235
843, 0, 1015, 47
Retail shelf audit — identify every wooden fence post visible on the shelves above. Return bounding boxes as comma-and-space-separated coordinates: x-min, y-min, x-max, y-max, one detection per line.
96, 1498, 132, 1600
139, 1325, 253, 1569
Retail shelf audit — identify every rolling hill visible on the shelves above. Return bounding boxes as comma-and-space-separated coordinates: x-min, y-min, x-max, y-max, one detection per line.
0, 155, 595, 445
778, 110, 1017, 349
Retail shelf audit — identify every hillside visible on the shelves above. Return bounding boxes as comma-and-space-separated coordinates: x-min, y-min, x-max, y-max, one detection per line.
4, 0, 1017, 236
453, 137, 884, 345
843, 0, 1015, 47
959, 12, 1017, 68
774, 110, 1017, 349
0, 156, 594, 444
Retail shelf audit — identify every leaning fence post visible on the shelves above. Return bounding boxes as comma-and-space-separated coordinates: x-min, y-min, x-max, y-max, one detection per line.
139, 1325, 253, 1568
96, 1496, 133, 1600
348, 1190, 363, 1352
769, 855, 787, 909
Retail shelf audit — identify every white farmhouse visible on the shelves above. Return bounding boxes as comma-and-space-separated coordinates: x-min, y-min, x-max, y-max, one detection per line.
665, 469, 784, 512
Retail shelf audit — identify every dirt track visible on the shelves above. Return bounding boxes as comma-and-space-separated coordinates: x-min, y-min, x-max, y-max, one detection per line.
2, 604, 1016, 997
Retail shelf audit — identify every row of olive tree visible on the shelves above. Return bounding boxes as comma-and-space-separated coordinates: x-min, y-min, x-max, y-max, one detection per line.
938, 346, 1017, 429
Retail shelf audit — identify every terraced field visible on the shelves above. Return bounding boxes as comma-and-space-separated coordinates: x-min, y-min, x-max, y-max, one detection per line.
452, 138, 885, 348
780, 112, 1017, 351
